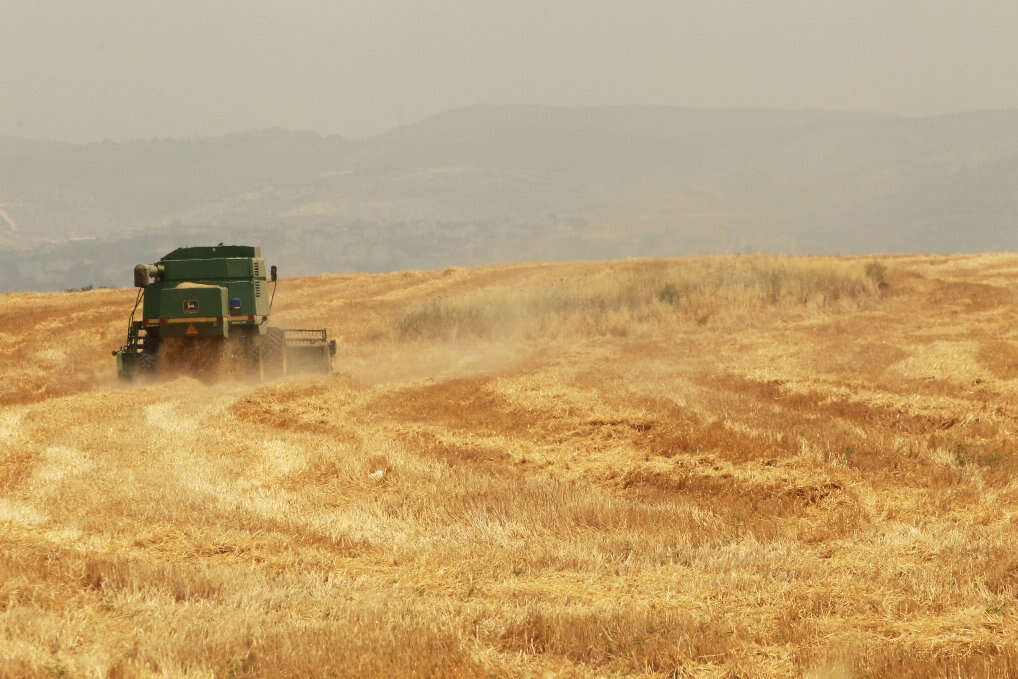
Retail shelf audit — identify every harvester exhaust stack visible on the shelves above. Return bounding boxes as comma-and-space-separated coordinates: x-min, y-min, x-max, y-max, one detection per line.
113, 245, 336, 380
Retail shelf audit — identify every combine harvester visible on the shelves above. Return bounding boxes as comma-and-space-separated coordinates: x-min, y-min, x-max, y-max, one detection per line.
113, 245, 336, 380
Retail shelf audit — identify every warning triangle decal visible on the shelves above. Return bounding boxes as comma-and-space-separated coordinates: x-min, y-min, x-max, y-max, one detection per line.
185, 323, 199, 335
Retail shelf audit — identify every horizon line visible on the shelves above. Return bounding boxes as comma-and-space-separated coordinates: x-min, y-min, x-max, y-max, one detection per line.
5, 103, 1018, 147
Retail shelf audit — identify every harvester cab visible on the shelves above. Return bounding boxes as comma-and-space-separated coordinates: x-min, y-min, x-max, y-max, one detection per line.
113, 245, 336, 380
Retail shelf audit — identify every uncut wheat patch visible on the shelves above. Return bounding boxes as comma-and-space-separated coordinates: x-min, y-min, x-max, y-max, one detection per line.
394, 256, 885, 340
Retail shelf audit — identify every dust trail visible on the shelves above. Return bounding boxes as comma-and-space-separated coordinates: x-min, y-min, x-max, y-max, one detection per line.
342, 339, 536, 386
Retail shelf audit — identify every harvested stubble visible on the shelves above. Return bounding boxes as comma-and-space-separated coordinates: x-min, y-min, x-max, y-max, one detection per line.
2, 254, 1018, 677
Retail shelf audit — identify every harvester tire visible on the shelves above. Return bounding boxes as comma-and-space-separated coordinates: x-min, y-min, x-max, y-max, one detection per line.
263, 327, 286, 379
137, 352, 157, 375
235, 331, 263, 380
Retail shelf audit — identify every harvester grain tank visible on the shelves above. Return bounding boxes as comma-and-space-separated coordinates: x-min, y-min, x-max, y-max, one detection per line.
113, 245, 336, 380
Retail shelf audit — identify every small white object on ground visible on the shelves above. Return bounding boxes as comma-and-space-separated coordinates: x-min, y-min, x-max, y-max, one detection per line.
369, 469, 385, 479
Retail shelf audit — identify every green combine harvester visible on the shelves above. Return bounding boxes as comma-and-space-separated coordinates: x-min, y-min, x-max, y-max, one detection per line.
113, 245, 336, 380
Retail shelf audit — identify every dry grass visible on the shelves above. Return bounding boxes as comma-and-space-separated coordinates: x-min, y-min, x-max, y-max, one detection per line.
2, 253, 1018, 677
395, 256, 884, 339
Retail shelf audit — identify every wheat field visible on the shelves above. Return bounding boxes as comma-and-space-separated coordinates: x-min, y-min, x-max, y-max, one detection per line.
2, 254, 1018, 678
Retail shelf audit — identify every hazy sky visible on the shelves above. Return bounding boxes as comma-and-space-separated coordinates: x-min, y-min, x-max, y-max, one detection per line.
2, 0, 1016, 142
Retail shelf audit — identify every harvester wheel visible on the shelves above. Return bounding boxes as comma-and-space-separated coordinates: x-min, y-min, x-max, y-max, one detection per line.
249, 347, 265, 382
263, 327, 286, 379
233, 331, 264, 381
137, 352, 157, 374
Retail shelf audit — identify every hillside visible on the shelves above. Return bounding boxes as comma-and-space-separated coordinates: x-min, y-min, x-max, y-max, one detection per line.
2, 254, 1018, 677
3, 106, 1018, 291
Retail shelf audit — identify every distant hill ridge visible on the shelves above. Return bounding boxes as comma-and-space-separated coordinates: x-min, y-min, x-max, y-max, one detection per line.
1, 105, 1017, 291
